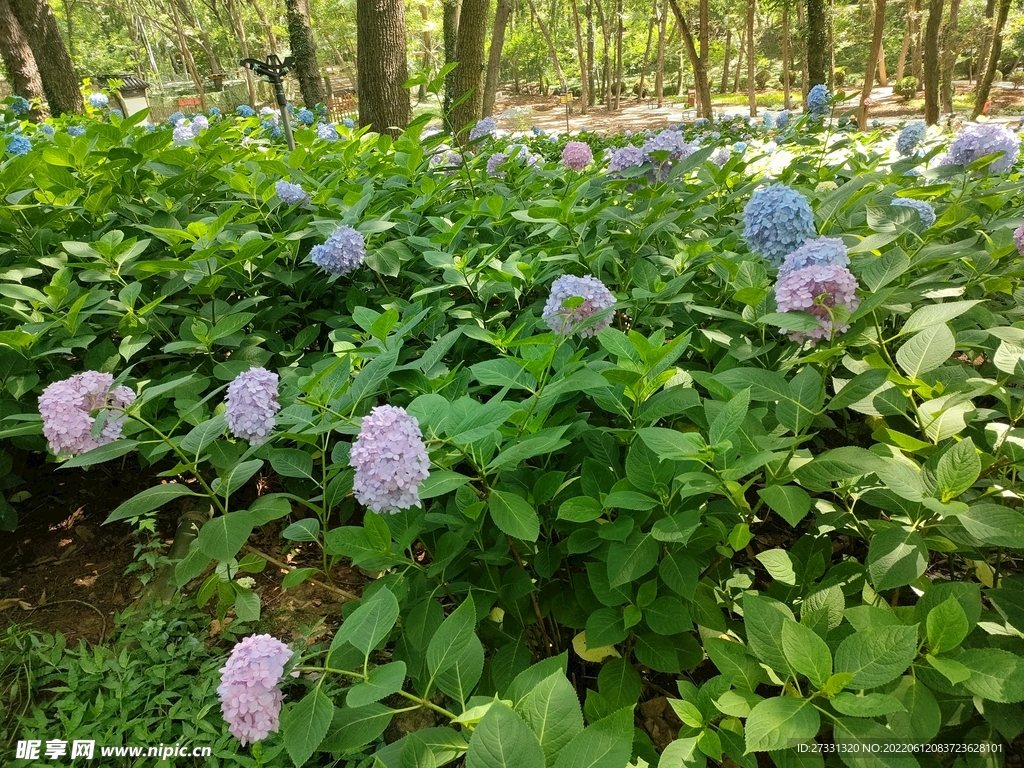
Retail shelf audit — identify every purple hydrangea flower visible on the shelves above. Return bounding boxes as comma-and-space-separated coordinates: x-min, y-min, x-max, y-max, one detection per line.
542, 274, 616, 337
891, 197, 936, 231
350, 405, 430, 513
775, 264, 860, 343
236, 105, 256, 117
806, 85, 831, 118
712, 147, 731, 168
190, 114, 209, 135
778, 236, 849, 279
896, 121, 926, 157
67, 125, 85, 137
608, 145, 646, 174
218, 634, 294, 746
943, 122, 1020, 173
275, 180, 309, 205
5, 135, 31, 155
1015, 223, 1024, 256
641, 129, 695, 164
88, 93, 109, 109
562, 141, 593, 171
225, 367, 281, 445
316, 122, 338, 141
38, 371, 136, 456
9, 96, 30, 115
172, 123, 193, 142
309, 224, 366, 275
429, 145, 462, 171
487, 152, 508, 178
260, 106, 275, 117
469, 116, 497, 141
743, 184, 817, 266
296, 108, 315, 126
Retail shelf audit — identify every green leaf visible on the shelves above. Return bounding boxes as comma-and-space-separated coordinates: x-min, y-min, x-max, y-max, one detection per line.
428, 594, 477, 677
515, 672, 584, 764
213, 459, 264, 498
434, 633, 484, 706
59, 440, 139, 469
756, 549, 798, 586
757, 485, 811, 527
957, 649, 1024, 703
794, 447, 888, 491
282, 687, 333, 767
471, 359, 538, 390
651, 511, 700, 543
953, 504, 1024, 548
334, 586, 400, 656
489, 432, 569, 472
558, 496, 604, 522
607, 532, 659, 587
269, 448, 315, 479
104, 483, 200, 523
320, 703, 394, 751
867, 528, 928, 592
635, 428, 703, 461
233, 588, 261, 622
504, 653, 569, 703
645, 597, 690, 636
895, 324, 955, 379
901, 300, 981, 335
744, 697, 820, 754
586, 608, 627, 647
489, 490, 540, 541
419, 471, 473, 499
834, 625, 919, 689
832, 717, 918, 767
924, 654, 971, 684
926, 596, 969, 654
180, 414, 227, 455
196, 510, 254, 561
830, 693, 905, 718
709, 389, 750, 445
347, 661, 407, 708
935, 438, 980, 501
466, 702, 545, 768
551, 707, 634, 768
781, 620, 832, 689
742, 594, 794, 675
704, 638, 766, 690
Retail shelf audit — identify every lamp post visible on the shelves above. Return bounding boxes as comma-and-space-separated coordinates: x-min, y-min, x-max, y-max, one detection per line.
239, 54, 296, 150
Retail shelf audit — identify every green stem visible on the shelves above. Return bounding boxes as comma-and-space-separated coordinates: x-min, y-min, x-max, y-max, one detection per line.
306, 666, 463, 723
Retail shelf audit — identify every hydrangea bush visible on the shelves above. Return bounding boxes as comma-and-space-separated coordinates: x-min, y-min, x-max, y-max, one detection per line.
2, 105, 1024, 767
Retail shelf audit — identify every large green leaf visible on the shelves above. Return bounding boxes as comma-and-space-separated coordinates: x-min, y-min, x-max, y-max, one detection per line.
428, 594, 477, 679
466, 702, 546, 768
926, 597, 969, 654
834, 625, 918, 689
551, 707, 634, 768
515, 672, 584, 765
895, 324, 955, 379
781, 620, 832, 689
744, 697, 820, 753
104, 483, 200, 523
282, 687, 333, 767
867, 528, 928, 592
333, 586, 400, 656
607, 532, 659, 587
196, 510, 254, 561
489, 489, 540, 541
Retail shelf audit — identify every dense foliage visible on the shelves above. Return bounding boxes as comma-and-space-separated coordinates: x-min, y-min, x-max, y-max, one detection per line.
4, 94, 1024, 766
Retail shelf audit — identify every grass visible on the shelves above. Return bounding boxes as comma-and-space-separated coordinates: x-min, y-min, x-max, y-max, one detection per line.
711, 90, 790, 109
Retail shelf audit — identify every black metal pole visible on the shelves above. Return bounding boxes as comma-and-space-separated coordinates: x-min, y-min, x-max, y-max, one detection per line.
274, 80, 295, 150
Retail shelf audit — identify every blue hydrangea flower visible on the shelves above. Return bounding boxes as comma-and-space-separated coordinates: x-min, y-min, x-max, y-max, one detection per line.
532, 125, 542, 135
641, 129, 694, 163
296, 108, 315, 126
9, 96, 30, 115
943, 122, 1019, 173
237, 105, 256, 117
168, 111, 184, 125
342, 117, 355, 129
209, 106, 221, 117
891, 197, 936, 231
350, 405, 430, 513
775, 110, 790, 130
275, 180, 309, 205
608, 145, 646, 174
778, 236, 849, 278
316, 122, 338, 141
806, 85, 831, 118
191, 114, 209, 134
733, 141, 747, 153
67, 126, 86, 137
315, 103, 327, 117
469, 116, 497, 141
712, 147, 731, 168
487, 152, 508, 177
310, 225, 366, 275
5, 135, 31, 155
260, 106, 275, 117
896, 121, 926, 157
695, 117, 709, 128
172, 123, 193, 142
763, 113, 775, 129
743, 184, 817, 266
542, 275, 616, 337
110, 108, 123, 119
88, 92, 109, 109
39, 124, 54, 137
775, 264, 860, 343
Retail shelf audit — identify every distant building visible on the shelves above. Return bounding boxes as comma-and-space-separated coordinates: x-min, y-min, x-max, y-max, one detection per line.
93, 75, 151, 116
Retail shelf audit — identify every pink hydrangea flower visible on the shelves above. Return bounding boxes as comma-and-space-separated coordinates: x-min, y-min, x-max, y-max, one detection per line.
775, 264, 860, 343
38, 371, 136, 456
350, 405, 430, 513
1014, 223, 1024, 256
562, 141, 593, 171
217, 634, 295, 746
226, 367, 281, 445
542, 275, 616, 337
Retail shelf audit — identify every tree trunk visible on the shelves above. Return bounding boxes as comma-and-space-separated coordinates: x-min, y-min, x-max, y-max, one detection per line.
938, 0, 960, 113
655, 0, 667, 105
721, 26, 731, 93
0, 0, 44, 109
746, 0, 755, 116
569, 0, 589, 111
482, 0, 512, 114
179, 0, 221, 80
877, 35, 888, 85
9, 0, 81, 114
442, 0, 460, 117
357, 0, 410, 134
667, 0, 712, 115
827, 0, 836, 90
167, 0, 205, 110
734, 24, 744, 92
594, 0, 611, 107
922, 0, 943, 123
449, 0, 489, 135
613, 0, 622, 109
782, 1, 791, 107
638, 0, 656, 101
797, 0, 808, 98
895, 26, 909, 80
806, 0, 828, 89
285, 0, 325, 106
418, 3, 432, 102
526, 0, 566, 92
587, 1, 595, 104
976, 0, 996, 84
857, 0, 886, 128
972, 0, 1010, 117
249, 0, 278, 53
226, 0, 258, 107
699, 0, 708, 101
910, 0, 922, 84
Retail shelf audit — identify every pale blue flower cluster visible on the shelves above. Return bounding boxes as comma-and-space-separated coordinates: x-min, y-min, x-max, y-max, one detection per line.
542, 275, 616, 337
275, 180, 309, 205
168, 111, 184, 125
39, 124, 54, 137
775, 110, 790, 130
608, 145, 646, 173
778, 236, 849, 279
350, 405, 430, 513
67, 126, 86, 137
743, 184, 817, 266
469, 116, 497, 141
9, 96, 30, 115
310, 225, 366, 275
763, 113, 775, 129
236, 105, 256, 117
712, 147, 731, 168
110, 109, 123, 119
88, 93, 109, 109
891, 197, 936, 231
209, 106, 221, 117
5, 135, 31, 155
943, 122, 1019, 173
896, 121, 926, 157
225, 367, 281, 445
217, 634, 293, 746
316, 122, 338, 140
342, 117, 355, 129
296, 108, 315, 126
806, 85, 831, 118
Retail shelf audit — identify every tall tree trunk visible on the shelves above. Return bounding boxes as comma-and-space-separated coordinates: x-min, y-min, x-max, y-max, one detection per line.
910, 0, 922, 84
782, 1, 791, 107
976, 0, 996, 85
449, 0, 489, 135
9, 0, 81, 114
482, 0, 512, 114
922, 0, 943, 123
638, 0, 656, 101
526, 0, 566, 92
249, 0, 278, 53
797, 0, 808, 98
699, 0, 708, 101
179, 0, 221, 80
972, 0, 1010, 117
667, 0, 712, 115
746, 0, 755, 116
655, 0, 667, 105
877, 35, 888, 85
0, 0, 44, 109
721, 26, 731, 93
587, 1, 595, 104
734, 24, 745, 92
938, 0, 960, 113
857, 0, 886, 128
442, 0, 460, 117
595, 0, 611, 107
827, 0, 836, 89
895, 25, 909, 80
226, 0, 257, 107
569, 0, 589, 111
418, 3, 432, 102
806, 0, 828, 89
285, 0, 325, 106
166, 0, 206, 109
62, 0, 73, 67
613, 0, 622, 109
357, 0, 410, 134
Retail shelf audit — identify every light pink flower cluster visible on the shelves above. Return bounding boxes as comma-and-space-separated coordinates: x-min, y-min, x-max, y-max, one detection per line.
38, 371, 136, 456
350, 405, 430, 513
225, 367, 281, 445
775, 264, 860, 343
542, 274, 616, 337
562, 141, 593, 171
1014, 223, 1024, 256
217, 634, 294, 746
